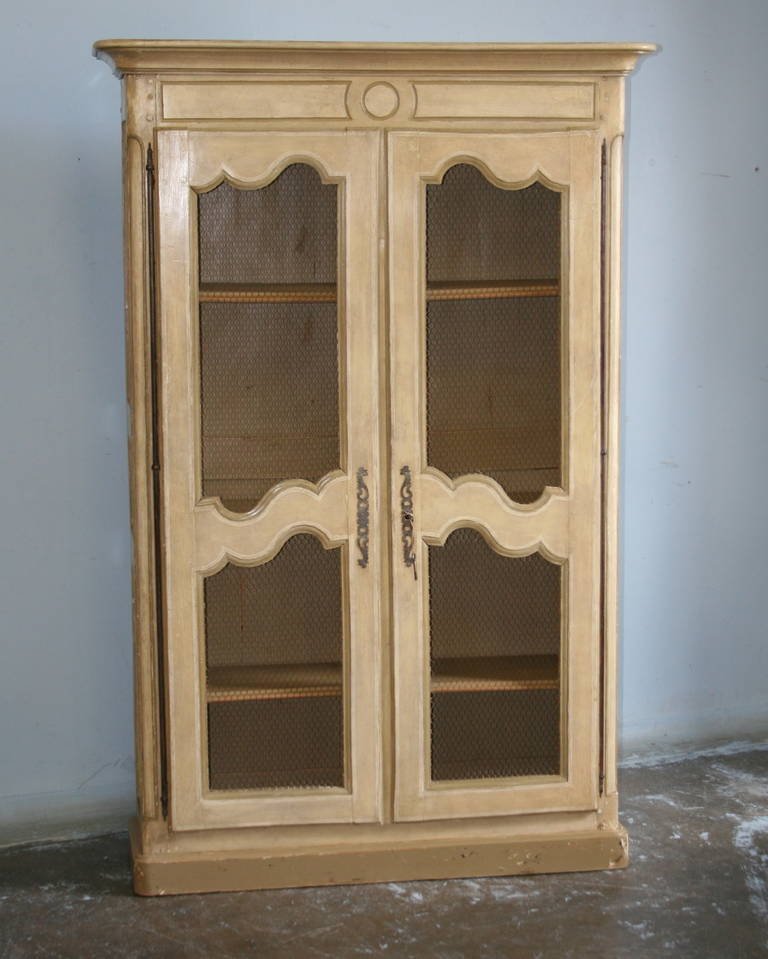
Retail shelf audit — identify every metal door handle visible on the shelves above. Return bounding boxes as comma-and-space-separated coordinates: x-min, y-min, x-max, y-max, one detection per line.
399, 466, 417, 580
356, 467, 369, 569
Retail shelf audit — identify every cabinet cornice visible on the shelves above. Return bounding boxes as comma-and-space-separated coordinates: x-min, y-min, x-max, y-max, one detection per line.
94, 40, 656, 79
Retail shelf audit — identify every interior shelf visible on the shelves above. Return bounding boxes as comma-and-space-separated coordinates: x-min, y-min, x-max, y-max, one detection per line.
199, 282, 337, 303
207, 663, 343, 702
207, 654, 558, 703
431, 655, 559, 693
198, 279, 560, 304
426, 279, 559, 301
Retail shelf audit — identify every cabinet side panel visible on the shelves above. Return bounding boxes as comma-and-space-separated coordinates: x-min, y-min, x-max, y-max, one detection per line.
122, 76, 162, 822
603, 128, 624, 804
596, 76, 625, 809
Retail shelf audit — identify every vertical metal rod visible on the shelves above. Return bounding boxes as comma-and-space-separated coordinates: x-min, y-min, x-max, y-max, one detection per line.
145, 143, 168, 817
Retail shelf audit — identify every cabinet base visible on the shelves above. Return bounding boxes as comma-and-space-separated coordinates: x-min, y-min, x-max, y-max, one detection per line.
130, 821, 628, 896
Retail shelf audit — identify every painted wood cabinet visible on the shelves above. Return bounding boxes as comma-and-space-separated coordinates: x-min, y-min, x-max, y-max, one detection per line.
94, 40, 654, 895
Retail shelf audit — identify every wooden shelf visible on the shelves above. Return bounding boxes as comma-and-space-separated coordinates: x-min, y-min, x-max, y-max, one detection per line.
431, 655, 559, 693
199, 282, 337, 304
207, 655, 558, 703
199, 279, 559, 304
426, 280, 559, 301
207, 663, 342, 702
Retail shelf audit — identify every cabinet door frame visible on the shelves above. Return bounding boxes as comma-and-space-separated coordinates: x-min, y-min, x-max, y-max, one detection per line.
157, 129, 382, 831
388, 130, 602, 821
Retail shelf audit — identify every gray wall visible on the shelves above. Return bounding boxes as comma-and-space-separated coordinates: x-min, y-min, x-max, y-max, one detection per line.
1, 0, 766, 841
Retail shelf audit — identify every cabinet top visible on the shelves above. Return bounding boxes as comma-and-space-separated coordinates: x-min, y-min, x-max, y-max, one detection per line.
93, 40, 656, 78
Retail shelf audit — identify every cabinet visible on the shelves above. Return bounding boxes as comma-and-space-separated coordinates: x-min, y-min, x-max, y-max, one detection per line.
94, 40, 654, 895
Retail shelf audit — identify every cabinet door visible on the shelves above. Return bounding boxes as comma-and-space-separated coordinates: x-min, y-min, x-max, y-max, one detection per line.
389, 131, 602, 821
156, 131, 381, 830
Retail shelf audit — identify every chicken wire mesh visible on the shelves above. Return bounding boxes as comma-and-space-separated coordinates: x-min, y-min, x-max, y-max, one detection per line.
197, 164, 340, 514
428, 528, 562, 781
425, 164, 562, 504
199, 301, 340, 512
198, 164, 337, 285
204, 535, 345, 791
425, 164, 561, 282
207, 698, 344, 791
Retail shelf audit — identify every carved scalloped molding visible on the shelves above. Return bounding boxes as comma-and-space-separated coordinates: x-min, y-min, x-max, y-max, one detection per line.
194, 474, 347, 574
420, 471, 569, 561
192, 154, 338, 194
415, 134, 578, 192
424, 154, 567, 197
422, 466, 565, 510
189, 131, 363, 188
197, 470, 345, 522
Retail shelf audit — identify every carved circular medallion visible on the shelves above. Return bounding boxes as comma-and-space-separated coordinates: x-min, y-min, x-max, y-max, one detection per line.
362, 82, 400, 119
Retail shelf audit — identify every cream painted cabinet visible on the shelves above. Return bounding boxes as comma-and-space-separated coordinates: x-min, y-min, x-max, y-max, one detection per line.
95, 40, 654, 895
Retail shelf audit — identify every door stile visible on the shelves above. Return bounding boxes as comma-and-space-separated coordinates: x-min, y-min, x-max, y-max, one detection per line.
374, 128, 397, 824
156, 130, 199, 832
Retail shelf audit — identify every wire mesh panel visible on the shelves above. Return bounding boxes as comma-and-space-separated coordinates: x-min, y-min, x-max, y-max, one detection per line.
199, 301, 340, 511
197, 165, 340, 513
425, 164, 562, 503
428, 527, 562, 782
431, 691, 560, 781
198, 164, 337, 285
207, 699, 344, 791
204, 534, 345, 791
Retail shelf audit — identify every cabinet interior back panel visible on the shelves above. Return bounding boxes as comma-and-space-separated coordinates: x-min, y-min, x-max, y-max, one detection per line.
204, 535, 345, 791
197, 164, 341, 513
425, 164, 563, 503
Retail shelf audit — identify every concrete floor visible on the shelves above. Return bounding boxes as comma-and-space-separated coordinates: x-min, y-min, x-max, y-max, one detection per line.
1, 747, 767, 958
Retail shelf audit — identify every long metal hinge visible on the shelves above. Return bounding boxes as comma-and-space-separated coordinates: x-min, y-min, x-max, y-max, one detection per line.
145, 143, 168, 819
